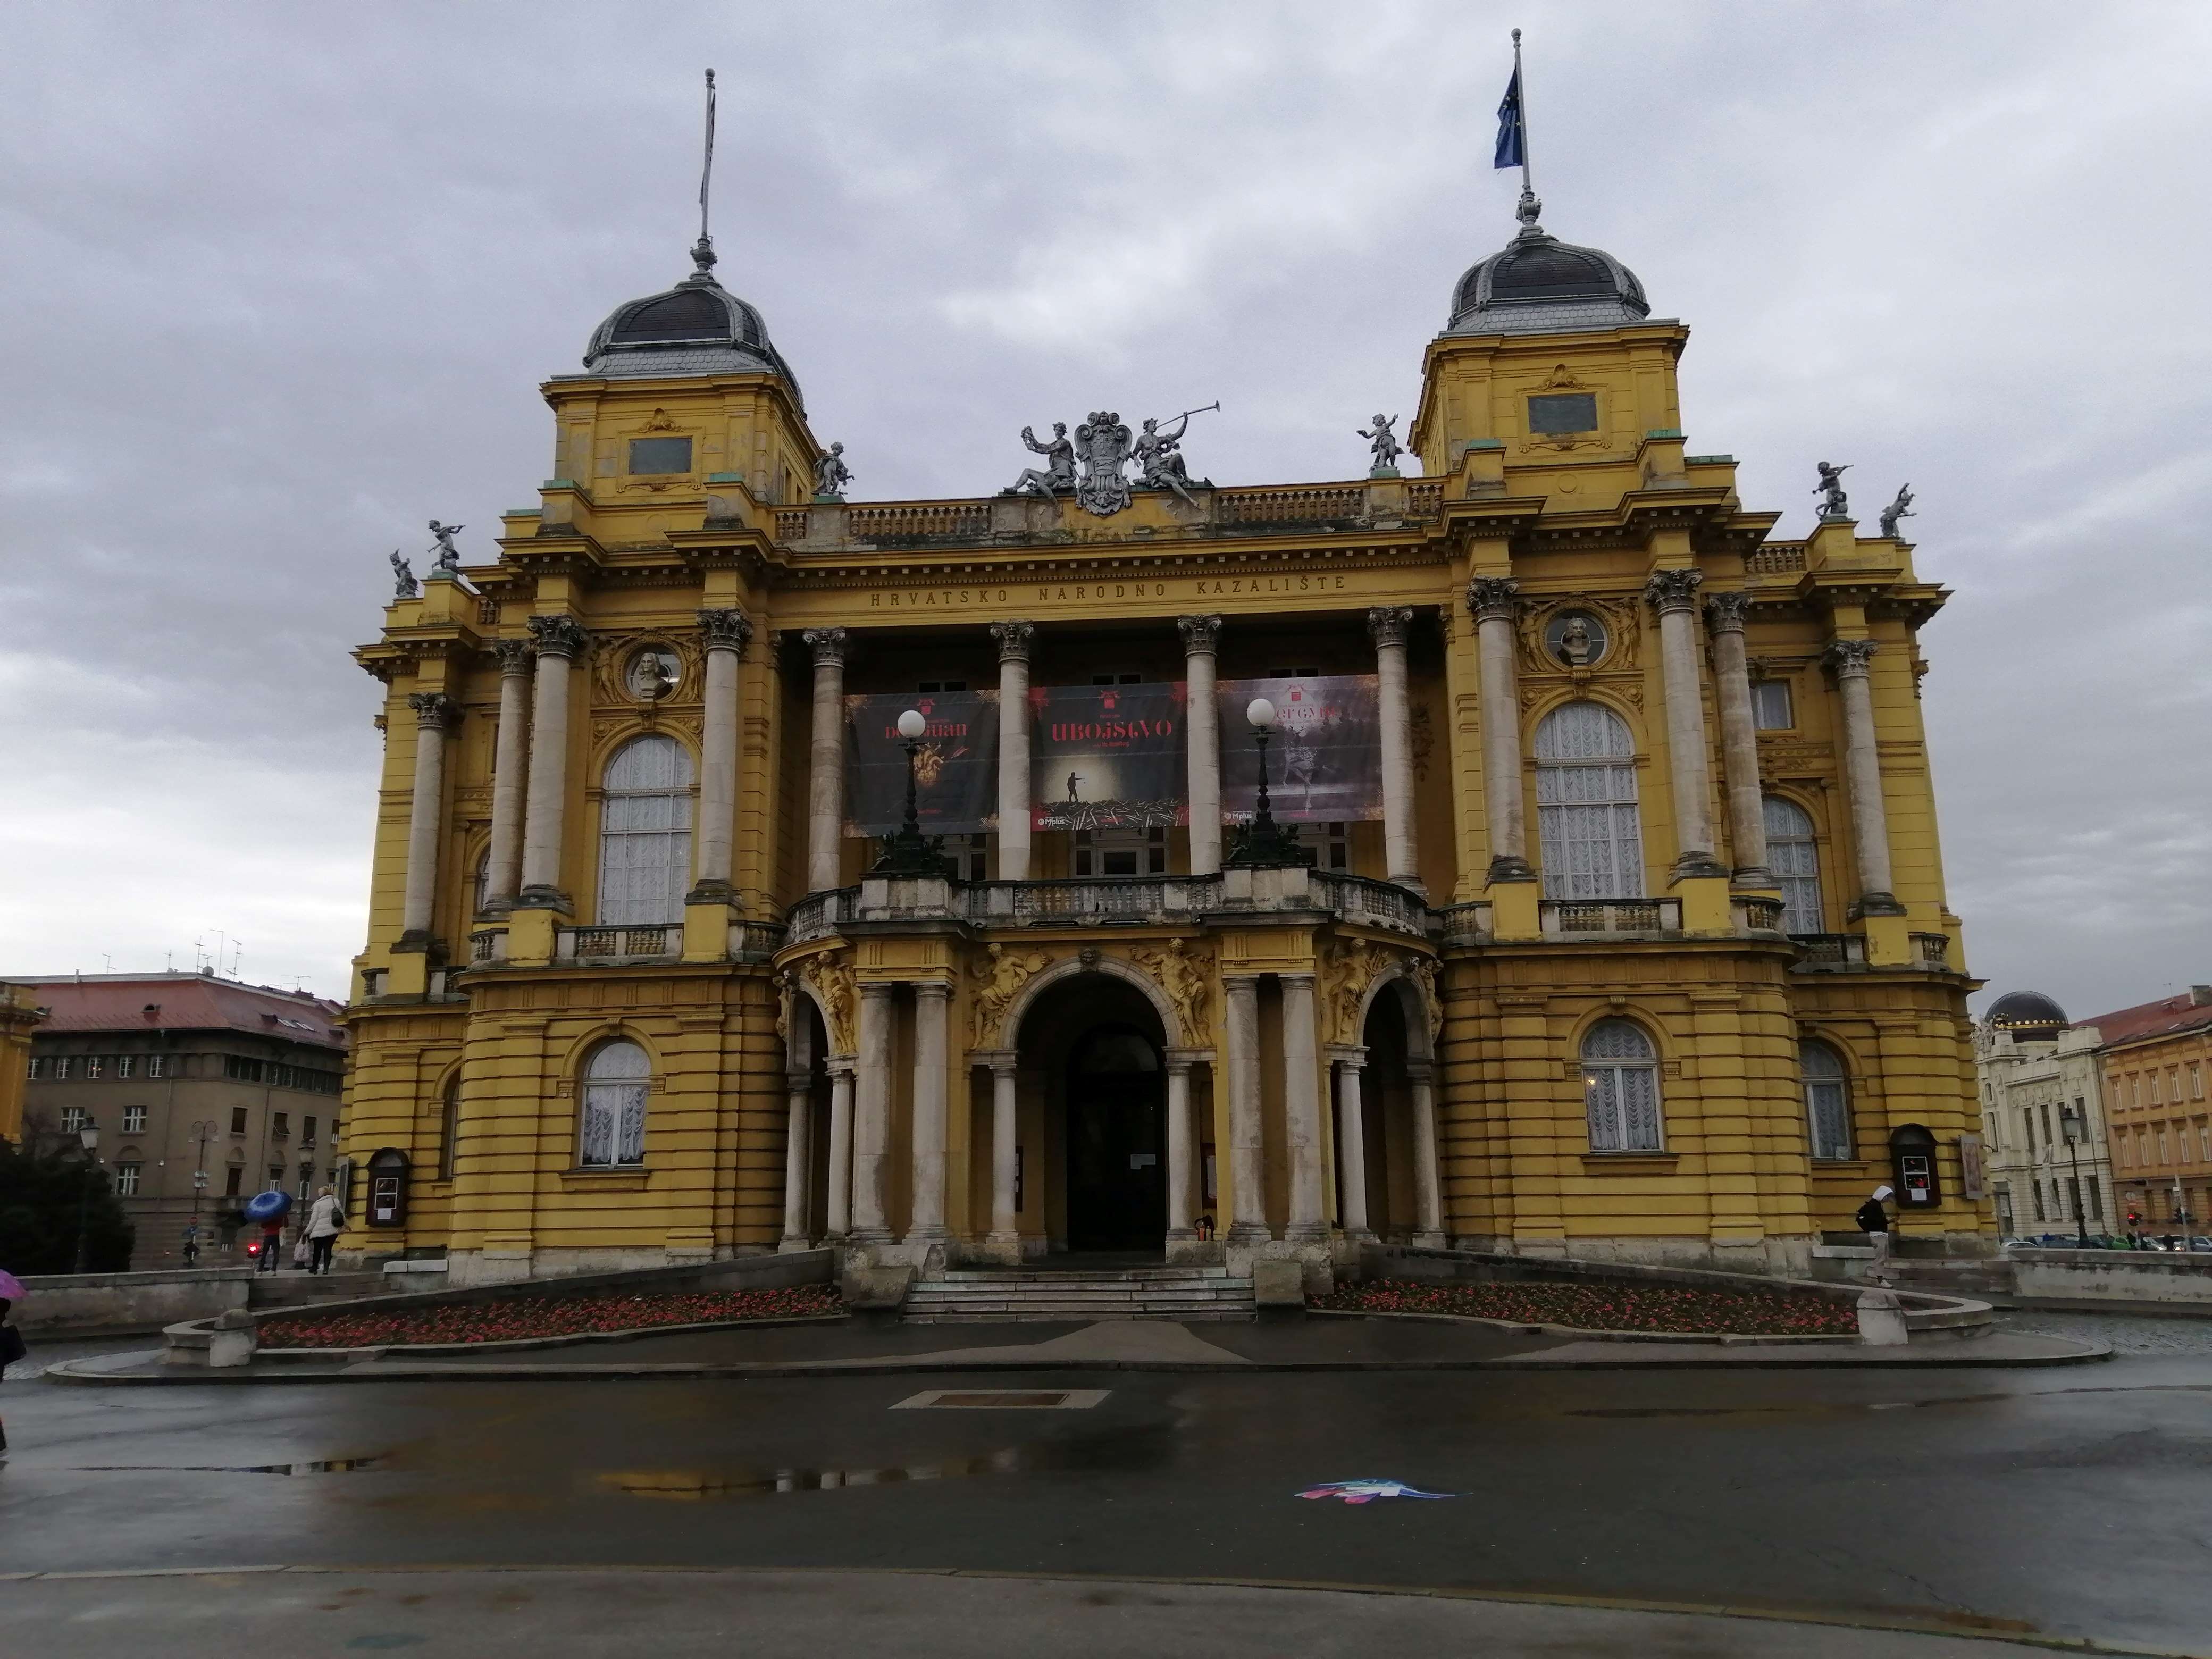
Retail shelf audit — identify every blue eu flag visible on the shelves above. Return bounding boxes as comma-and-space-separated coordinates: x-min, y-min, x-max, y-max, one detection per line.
1494, 66, 1525, 170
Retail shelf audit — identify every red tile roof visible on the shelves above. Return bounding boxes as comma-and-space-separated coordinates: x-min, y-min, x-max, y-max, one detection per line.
16, 974, 345, 1051
2075, 991, 2212, 1052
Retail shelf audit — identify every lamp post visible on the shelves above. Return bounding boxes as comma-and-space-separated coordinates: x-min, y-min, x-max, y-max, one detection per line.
73, 1119, 102, 1274
1224, 697, 1310, 868
2060, 1103, 2090, 1247
869, 707, 956, 877
187, 1118, 216, 1265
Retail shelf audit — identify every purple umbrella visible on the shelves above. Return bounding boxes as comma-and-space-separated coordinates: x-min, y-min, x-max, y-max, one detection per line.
0, 1270, 26, 1304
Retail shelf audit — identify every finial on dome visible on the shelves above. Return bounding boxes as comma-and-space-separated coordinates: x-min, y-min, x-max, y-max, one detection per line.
687, 69, 719, 287
1516, 188, 1544, 236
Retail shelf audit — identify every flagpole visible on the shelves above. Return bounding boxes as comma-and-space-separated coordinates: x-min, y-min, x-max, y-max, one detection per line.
699, 68, 717, 248
1513, 28, 1535, 208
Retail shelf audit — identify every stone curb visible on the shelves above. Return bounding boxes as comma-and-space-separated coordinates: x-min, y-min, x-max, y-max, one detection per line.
1306, 1307, 1860, 1345
253, 1310, 849, 1362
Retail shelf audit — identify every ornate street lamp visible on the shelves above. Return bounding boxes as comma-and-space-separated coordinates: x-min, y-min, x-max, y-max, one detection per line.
74, 1118, 102, 1274
870, 707, 957, 878
2060, 1104, 2090, 1247
1225, 697, 1312, 869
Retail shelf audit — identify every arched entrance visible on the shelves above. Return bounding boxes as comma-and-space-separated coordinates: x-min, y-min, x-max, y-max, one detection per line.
1065, 1025, 1166, 1250
1008, 970, 1175, 1256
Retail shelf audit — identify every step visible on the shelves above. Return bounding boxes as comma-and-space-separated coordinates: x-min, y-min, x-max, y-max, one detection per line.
904, 1267, 1257, 1323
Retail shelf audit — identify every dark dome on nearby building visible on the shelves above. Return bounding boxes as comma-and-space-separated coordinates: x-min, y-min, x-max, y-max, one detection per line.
574, 238, 802, 405
1446, 206, 1650, 337
1986, 990, 2068, 1041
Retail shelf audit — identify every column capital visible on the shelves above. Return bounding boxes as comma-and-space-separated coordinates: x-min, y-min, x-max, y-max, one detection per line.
491, 638, 533, 676
803, 625, 850, 667
1703, 590, 1753, 634
1328, 1044, 1369, 1071
407, 691, 460, 730
784, 1069, 812, 1093
988, 619, 1035, 662
1365, 605, 1413, 649
857, 979, 896, 1001
1176, 613, 1224, 654
1467, 575, 1521, 622
972, 1048, 1019, 1075
1278, 971, 1316, 990
525, 613, 589, 661
1644, 567, 1704, 615
698, 607, 753, 653
1825, 638, 1879, 678
1220, 970, 1263, 987
914, 979, 953, 1003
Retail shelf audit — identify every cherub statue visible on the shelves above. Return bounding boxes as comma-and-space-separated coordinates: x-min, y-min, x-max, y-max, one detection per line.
1133, 414, 1199, 509
812, 442, 852, 501
1012, 422, 1076, 499
1813, 462, 1851, 519
389, 550, 418, 598
1359, 413, 1402, 475
1878, 483, 1916, 539
427, 520, 464, 575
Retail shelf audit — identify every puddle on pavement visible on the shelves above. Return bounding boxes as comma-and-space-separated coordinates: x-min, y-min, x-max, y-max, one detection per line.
73, 1456, 386, 1476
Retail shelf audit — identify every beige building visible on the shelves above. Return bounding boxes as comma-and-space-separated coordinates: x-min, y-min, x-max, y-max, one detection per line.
1974, 992, 2113, 1240
18, 973, 347, 1266
2090, 986, 2212, 1236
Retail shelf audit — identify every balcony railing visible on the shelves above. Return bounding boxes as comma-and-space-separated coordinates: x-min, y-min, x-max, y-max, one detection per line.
1733, 896, 1787, 934
469, 929, 508, 964
1792, 933, 1869, 969
1912, 932, 1953, 969
1310, 871, 1430, 936
1541, 899, 1681, 936
962, 876, 1220, 926
555, 925, 683, 962
1435, 902, 1493, 945
786, 889, 858, 946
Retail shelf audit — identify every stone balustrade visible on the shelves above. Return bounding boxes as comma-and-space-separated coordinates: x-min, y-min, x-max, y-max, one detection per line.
1540, 898, 1683, 936
555, 924, 684, 962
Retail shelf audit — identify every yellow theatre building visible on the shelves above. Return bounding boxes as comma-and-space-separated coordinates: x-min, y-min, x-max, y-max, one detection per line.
339, 171, 1990, 1291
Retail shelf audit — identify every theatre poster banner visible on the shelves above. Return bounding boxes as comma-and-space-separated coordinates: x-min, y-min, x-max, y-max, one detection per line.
1218, 675, 1382, 823
843, 690, 998, 836
1030, 683, 1188, 832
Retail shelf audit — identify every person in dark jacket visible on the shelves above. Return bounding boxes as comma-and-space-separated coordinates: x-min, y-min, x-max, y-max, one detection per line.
1856, 1185, 1895, 1284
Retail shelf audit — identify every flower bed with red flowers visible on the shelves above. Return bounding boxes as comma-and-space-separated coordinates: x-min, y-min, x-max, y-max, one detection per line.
1312, 1278, 1857, 1337
257, 1284, 844, 1351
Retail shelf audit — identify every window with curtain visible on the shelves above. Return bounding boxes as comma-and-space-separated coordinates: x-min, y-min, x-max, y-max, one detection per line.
1535, 702, 1644, 900
1802, 1040, 1853, 1161
1763, 795, 1823, 934
1581, 1018, 1663, 1152
580, 1039, 649, 1168
597, 735, 694, 925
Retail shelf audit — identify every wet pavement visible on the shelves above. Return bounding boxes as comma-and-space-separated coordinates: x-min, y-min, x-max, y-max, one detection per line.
4, 1311, 2211, 1655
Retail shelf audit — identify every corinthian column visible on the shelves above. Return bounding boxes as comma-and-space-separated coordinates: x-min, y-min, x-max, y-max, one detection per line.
1644, 569, 1725, 880
692, 608, 752, 901
849, 982, 894, 1243
1165, 1055, 1197, 1246
905, 981, 951, 1244
517, 614, 587, 909
480, 640, 532, 916
1468, 578, 1529, 881
990, 621, 1034, 881
398, 692, 459, 949
1367, 607, 1420, 890
1703, 591, 1771, 886
987, 1053, 1020, 1247
778, 1066, 812, 1252
1281, 973, 1327, 1244
1825, 639, 1903, 914
802, 627, 849, 895
1407, 1060, 1444, 1248
1222, 974, 1269, 1244
1334, 1051, 1373, 1242
824, 1060, 855, 1242
1179, 615, 1224, 875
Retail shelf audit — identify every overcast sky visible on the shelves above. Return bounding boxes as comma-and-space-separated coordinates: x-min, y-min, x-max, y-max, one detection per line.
3, 2, 2207, 1020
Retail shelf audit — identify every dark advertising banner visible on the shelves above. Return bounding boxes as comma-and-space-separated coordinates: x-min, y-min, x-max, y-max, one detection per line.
843, 691, 998, 837
1218, 675, 1382, 823
1031, 683, 1187, 831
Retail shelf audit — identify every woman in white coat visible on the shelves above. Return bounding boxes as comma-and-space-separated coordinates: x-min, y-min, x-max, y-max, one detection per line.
304, 1186, 346, 1276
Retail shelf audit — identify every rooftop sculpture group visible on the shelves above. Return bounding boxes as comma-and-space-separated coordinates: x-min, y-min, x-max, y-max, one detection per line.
1010, 403, 1217, 516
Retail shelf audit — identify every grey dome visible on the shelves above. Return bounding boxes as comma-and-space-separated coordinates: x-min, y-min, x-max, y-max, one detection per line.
1446, 221, 1650, 337
1987, 991, 2068, 1040
577, 241, 803, 405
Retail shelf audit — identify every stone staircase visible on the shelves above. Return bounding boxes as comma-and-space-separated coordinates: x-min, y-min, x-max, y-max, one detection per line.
903, 1266, 1256, 1322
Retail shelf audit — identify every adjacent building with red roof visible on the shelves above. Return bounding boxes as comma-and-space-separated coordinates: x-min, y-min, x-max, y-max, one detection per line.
2076, 986, 2212, 1234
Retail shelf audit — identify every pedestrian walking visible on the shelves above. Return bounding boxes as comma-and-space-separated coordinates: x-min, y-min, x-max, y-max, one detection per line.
255, 1216, 283, 1274
304, 1186, 346, 1275
1856, 1184, 1896, 1284
1, 1266, 29, 1457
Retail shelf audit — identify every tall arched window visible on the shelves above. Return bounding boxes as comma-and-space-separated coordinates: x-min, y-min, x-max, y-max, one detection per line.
1535, 702, 1644, 900
1582, 1019, 1662, 1152
597, 736, 693, 925
580, 1038, 650, 1168
1802, 1040, 1853, 1161
1764, 795, 1823, 934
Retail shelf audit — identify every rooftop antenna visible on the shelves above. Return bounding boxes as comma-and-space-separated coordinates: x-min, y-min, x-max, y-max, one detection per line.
689, 68, 719, 283
103, 954, 113, 973
1495, 28, 1541, 234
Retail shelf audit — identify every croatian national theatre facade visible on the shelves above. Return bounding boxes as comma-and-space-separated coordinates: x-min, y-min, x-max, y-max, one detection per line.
339, 186, 1989, 1285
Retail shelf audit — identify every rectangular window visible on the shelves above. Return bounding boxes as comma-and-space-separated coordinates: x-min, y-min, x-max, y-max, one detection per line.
1073, 825, 1167, 877
2151, 1073, 2164, 1104
53, 1058, 72, 1081
224, 1167, 242, 1197
1751, 680, 1795, 731
2133, 1078, 2143, 1108
2089, 1179, 2104, 1220
958, 833, 989, 882
86, 1057, 104, 1079
116, 1055, 135, 1079
26, 1056, 44, 1079
2031, 1183, 2045, 1222
224, 1055, 264, 1083
230, 1107, 248, 1135
2039, 1102, 2053, 1146
2159, 1129, 2171, 1164
60, 1106, 87, 1133
147, 1054, 166, 1078
626, 436, 692, 475
267, 1167, 283, 1190
2193, 1064, 2205, 1100
916, 680, 968, 693
114, 1162, 141, 1197
2121, 1133, 2134, 1168
121, 1105, 147, 1133
1527, 392, 1598, 434
2200, 1124, 2210, 1162
1294, 821, 1352, 871
2066, 1176, 2082, 1220
1090, 672, 1143, 686
303, 1116, 317, 1147
271, 1112, 289, 1138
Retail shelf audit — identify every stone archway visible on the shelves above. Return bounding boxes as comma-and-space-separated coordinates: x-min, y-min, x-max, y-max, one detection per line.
1345, 956, 1445, 1247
